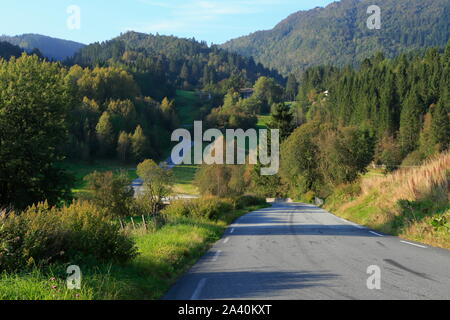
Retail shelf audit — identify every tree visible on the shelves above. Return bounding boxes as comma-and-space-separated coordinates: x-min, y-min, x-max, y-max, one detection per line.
160, 97, 179, 128
107, 99, 137, 133
131, 125, 152, 162
84, 171, 134, 223
316, 126, 374, 185
431, 100, 450, 151
285, 73, 299, 101
136, 160, 173, 214
252, 77, 283, 113
117, 131, 132, 163
280, 121, 322, 195
399, 88, 423, 155
96, 112, 115, 157
375, 135, 403, 173
0, 54, 73, 209
194, 164, 252, 197
269, 103, 294, 140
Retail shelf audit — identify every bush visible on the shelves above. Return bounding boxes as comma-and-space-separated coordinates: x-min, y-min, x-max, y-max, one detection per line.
234, 195, 267, 209
0, 201, 137, 272
162, 197, 235, 221
299, 191, 316, 204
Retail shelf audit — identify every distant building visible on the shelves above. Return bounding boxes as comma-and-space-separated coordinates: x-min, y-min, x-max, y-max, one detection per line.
239, 88, 254, 99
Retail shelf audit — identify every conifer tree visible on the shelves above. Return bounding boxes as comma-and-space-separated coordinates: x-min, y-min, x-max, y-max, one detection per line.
269, 103, 294, 140
431, 100, 450, 151
399, 88, 423, 155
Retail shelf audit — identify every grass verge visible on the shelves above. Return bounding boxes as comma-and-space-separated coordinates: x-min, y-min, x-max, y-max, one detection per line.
324, 152, 450, 249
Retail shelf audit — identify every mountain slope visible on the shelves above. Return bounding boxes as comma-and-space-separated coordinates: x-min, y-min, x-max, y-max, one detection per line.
222, 0, 450, 75
70, 31, 284, 98
0, 34, 85, 60
0, 41, 23, 60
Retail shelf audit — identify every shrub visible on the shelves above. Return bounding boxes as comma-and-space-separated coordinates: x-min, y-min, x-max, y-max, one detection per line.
299, 191, 316, 204
234, 195, 267, 209
83, 171, 134, 220
0, 201, 137, 272
162, 197, 235, 221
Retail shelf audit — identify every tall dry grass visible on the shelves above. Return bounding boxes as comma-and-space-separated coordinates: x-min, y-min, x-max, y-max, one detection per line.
361, 152, 450, 205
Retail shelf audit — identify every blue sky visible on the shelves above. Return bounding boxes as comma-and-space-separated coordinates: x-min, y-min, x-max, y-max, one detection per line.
0, 0, 335, 45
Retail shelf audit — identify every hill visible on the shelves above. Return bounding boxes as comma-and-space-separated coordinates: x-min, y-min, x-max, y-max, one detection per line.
70, 31, 284, 99
222, 0, 450, 76
0, 34, 85, 61
0, 41, 23, 60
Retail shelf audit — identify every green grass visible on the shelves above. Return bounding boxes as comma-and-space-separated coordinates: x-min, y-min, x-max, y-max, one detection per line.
171, 165, 199, 195
63, 160, 137, 195
0, 204, 269, 300
256, 114, 271, 129
64, 160, 199, 197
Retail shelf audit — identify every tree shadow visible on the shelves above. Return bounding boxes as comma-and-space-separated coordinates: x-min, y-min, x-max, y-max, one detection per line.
165, 270, 340, 300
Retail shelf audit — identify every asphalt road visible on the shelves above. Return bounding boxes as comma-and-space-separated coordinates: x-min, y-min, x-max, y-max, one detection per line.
164, 202, 450, 300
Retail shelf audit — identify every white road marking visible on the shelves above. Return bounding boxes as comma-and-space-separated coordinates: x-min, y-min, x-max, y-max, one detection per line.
400, 241, 427, 249
230, 228, 235, 233
190, 278, 207, 300
212, 250, 221, 262
223, 237, 230, 244
369, 231, 384, 237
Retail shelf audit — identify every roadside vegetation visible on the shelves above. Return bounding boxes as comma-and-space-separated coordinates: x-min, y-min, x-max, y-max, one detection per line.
0, 160, 267, 299
325, 153, 450, 249
0, 197, 267, 300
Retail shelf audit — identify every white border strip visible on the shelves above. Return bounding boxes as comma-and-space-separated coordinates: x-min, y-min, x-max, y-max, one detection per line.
400, 240, 427, 249
191, 278, 207, 300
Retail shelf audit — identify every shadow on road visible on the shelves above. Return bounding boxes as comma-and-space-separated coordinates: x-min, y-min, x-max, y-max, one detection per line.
230, 224, 372, 236
167, 270, 341, 300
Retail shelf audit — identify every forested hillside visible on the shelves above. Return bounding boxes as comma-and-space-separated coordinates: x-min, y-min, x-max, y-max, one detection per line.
278, 41, 449, 199
222, 0, 450, 76
70, 31, 284, 100
0, 41, 23, 60
0, 34, 85, 60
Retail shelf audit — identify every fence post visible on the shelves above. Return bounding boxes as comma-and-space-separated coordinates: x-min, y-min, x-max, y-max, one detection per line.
142, 214, 148, 231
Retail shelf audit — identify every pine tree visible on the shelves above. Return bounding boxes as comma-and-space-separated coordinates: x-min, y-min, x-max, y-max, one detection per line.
269, 103, 294, 140
431, 100, 450, 151
399, 88, 423, 155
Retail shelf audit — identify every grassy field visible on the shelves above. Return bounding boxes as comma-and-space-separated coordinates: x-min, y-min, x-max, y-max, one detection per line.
64, 161, 199, 197
171, 165, 199, 195
63, 161, 138, 195
0, 203, 268, 300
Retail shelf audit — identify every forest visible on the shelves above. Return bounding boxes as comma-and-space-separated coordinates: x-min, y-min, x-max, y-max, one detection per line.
70, 31, 284, 100
223, 0, 450, 76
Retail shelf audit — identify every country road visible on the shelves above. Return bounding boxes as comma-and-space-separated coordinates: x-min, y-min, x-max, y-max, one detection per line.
164, 202, 450, 300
